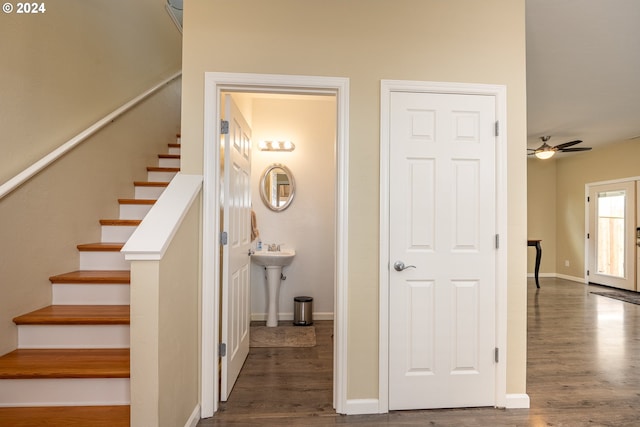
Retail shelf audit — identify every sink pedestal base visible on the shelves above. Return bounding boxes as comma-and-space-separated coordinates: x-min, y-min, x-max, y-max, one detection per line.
265, 266, 283, 327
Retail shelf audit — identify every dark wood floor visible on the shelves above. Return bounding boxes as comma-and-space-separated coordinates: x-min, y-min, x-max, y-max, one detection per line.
199, 278, 640, 426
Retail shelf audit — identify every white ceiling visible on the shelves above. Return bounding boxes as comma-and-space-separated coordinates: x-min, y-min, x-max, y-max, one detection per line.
526, 0, 640, 154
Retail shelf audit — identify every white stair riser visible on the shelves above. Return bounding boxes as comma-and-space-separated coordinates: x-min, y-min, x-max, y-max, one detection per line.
168, 147, 181, 155
134, 185, 166, 200
148, 170, 177, 181
18, 325, 130, 349
119, 203, 153, 220
0, 378, 130, 407
158, 158, 180, 168
53, 284, 130, 305
102, 225, 137, 242
80, 251, 129, 270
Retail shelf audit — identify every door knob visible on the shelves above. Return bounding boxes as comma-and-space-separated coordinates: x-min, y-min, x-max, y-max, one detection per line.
393, 261, 416, 271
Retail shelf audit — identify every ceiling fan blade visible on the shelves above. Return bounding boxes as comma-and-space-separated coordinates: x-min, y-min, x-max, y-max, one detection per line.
553, 140, 582, 150
560, 147, 592, 152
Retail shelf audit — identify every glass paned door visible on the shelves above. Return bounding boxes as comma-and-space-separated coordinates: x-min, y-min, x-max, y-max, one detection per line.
596, 190, 625, 277
588, 181, 636, 291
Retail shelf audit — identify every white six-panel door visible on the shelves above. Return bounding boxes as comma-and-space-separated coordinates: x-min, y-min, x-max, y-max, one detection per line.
388, 91, 497, 409
221, 94, 252, 401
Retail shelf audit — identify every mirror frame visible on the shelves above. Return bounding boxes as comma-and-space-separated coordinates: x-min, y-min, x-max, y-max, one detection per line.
259, 163, 296, 212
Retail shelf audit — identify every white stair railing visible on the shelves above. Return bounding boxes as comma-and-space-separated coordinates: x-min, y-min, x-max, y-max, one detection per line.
0, 71, 182, 201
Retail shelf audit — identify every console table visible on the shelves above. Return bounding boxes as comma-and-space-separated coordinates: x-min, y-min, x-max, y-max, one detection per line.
528, 239, 541, 288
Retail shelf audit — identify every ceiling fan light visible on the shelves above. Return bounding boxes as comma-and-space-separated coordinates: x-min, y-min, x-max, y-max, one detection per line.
535, 149, 555, 160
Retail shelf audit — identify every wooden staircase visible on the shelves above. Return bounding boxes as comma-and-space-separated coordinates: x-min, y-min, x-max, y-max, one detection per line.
0, 138, 181, 426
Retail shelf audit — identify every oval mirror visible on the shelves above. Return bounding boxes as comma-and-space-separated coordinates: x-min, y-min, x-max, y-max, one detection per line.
259, 164, 296, 211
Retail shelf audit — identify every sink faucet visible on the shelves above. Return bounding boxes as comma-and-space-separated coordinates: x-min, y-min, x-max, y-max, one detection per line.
267, 243, 280, 252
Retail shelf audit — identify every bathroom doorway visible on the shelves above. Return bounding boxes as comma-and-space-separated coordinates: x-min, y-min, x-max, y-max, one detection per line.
201, 73, 350, 417
222, 90, 335, 401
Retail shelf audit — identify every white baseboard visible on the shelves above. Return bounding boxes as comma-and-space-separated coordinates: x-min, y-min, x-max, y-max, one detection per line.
343, 395, 529, 414
343, 398, 380, 415
555, 273, 585, 283
250, 312, 334, 322
527, 272, 585, 284
527, 272, 555, 278
184, 404, 200, 427
504, 393, 530, 408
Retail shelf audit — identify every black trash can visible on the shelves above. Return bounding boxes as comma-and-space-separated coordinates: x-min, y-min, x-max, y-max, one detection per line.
293, 296, 313, 326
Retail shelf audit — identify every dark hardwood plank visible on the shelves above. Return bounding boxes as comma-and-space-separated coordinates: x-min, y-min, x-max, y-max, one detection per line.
199, 280, 640, 426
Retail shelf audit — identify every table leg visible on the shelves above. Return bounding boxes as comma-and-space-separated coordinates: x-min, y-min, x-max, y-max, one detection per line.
534, 241, 541, 288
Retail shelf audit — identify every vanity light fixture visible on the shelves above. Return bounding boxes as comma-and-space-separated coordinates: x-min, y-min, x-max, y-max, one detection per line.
258, 140, 296, 152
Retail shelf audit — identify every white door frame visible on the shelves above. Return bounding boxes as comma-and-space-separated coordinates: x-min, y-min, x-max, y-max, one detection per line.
201, 73, 350, 417
378, 80, 508, 412
584, 176, 640, 287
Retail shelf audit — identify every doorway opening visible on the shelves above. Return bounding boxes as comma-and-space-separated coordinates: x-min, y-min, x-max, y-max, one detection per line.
586, 178, 638, 291
201, 73, 349, 417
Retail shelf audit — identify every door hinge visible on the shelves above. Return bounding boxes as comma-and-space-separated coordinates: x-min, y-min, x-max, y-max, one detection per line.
495, 121, 500, 137
219, 343, 227, 357
220, 231, 228, 245
495, 234, 500, 249
587, 196, 590, 202
494, 347, 499, 363
587, 270, 590, 276
587, 233, 590, 239
221, 120, 229, 135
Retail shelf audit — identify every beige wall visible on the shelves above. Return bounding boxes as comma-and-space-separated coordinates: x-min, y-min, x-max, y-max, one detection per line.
527, 140, 640, 280
130, 193, 201, 426
181, 0, 528, 399
527, 158, 557, 274
0, 80, 182, 355
0, 0, 182, 356
158, 194, 201, 427
0, 0, 182, 184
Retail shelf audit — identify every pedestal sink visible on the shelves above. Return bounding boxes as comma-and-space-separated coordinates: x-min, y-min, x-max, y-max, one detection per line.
251, 250, 295, 327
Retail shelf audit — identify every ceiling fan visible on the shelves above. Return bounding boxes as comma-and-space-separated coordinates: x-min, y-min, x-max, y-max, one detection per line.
528, 136, 592, 159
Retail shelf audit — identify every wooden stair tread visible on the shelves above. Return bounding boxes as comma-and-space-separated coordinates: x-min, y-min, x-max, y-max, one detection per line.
133, 181, 169, 187
77, 243, 123, 251
99, 219, 142, 226
0, 349, 129, 379
146, 166, 179, 172
13, 305, 130, 325
118, 198, 156, 205
0, 405, 130, 427
158, 154, 180, 159
168, 143, 181, 148
49, 270, 130, 284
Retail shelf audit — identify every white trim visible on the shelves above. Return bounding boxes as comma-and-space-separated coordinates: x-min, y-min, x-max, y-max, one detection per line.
379, 80, 508, 412
0, 71, 182, 200
504, 393, 530, 409
201, 72, 349, 417
122, 173, 203, 261
184, 404, 201, 427
556, 273, 586, 283
0, 378, 129, 407
343, 399, 381, 415
527, 272, 586, 284
250, 312, 334, 322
